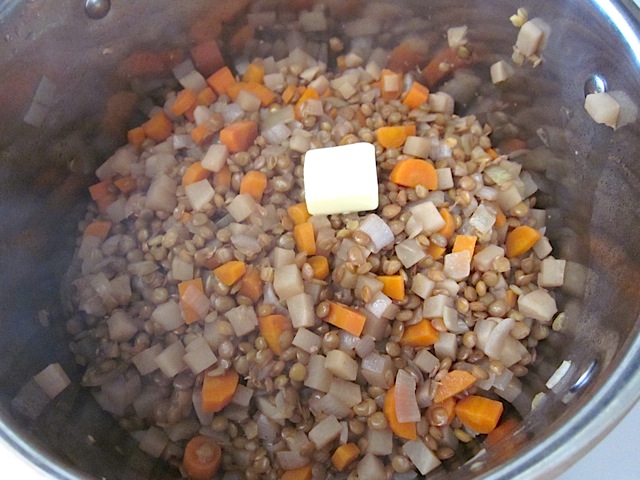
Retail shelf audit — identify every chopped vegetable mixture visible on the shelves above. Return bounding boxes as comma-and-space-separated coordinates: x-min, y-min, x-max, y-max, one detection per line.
63, 11, 564, 480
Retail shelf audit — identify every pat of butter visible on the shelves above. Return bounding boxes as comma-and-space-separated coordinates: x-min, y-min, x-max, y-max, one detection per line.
303, 142, 379, 215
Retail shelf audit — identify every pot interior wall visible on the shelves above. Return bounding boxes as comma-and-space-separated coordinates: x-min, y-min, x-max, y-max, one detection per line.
0, 0, 639, 478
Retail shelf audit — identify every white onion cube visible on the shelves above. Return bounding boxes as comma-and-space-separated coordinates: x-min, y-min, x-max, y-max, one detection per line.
518, 288, 558, 323
154, 341, 186, 378
33, 363, 71, 399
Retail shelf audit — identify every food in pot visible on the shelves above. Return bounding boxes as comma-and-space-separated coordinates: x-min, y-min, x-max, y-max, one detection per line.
61, 14, 565, 479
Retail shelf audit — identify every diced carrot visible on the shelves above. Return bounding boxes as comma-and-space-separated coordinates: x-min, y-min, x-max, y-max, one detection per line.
102, 91, 139, 139
189, 15, 223, 43
243, 63, 265, 84
117, 51, 166, 79
427, 243, 446, 261
229, 24, 255, 53
114, 176, 137, 194
220, 121, 258, 153
214, 260, 246, 286
88, 180, 112, 202
430, 397, 456, 426
213, 165, 232, 191
380, 69, 403, 101
182, 436, 222, 480
282, 84, 297, 104
505, 289, 517, 309
325, 302, 366, 337
376, 126, 409, 149
196, 87, 218, 107
438, 208, 456, 239
433, 370, 477, 403
243, 82, 276, 107
384, 385, 417, 440
226, 81, 243, 102
495, 207, 507, 228
497, 138, 528, 154
293, 221, 316, 256
182, 161, 210, 187
399, 319, 439, 347
402, 82, 430, 110
287, 202, 311, 226
485, 418, 519, 448
388, 40, 430, 73
294, 87, 319, 120
240, 170, 268, 201
83, 221, 112, 240
281, 465, 312, 480
331, 443, 360, 471
455, 395, 504, 434
389, 158, 438, 189
142, 111, 173, 142
238, 267, 263, 303
127, 126, 146, 147
191, 123, 215, 145
505, 225, 541, 258
421, 47, 476, 88
486, 148, 499, 160
258, 314, 293, 356
181, 212, 193, 224
178, 278, 205, 324
206, 66, 237, 96
202, 369, 239, 413
376, 275, 405, 301
170, 88, 197, 117
452, 235, 477, 259
190, 39, 225, 77
308, 256, 330, 280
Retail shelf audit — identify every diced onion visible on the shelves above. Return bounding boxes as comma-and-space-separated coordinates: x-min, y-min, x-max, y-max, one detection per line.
226, 305, 258, 337
394, 370, 421, 423
276, 451, 310, 470
361, 352, 394, 388
308, 415, 342, 449
138, 426, 169, 458
403, 439, 442, 475
33, 363, 71, 399
357, 214, 394, 253
357, 453, 386, 480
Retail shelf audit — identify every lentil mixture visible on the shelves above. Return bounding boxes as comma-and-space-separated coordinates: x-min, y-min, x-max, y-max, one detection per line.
64, 13, 563, 480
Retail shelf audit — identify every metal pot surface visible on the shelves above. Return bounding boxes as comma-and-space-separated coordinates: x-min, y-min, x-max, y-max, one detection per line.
0, 0, 639, 478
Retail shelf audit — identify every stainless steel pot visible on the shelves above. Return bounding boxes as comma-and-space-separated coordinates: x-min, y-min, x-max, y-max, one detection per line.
0, 0, 639, 478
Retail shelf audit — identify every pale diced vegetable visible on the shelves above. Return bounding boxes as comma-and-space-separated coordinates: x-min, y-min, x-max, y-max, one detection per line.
410, 201, 446, 234
447, 25, 468, 48
132, 344, 163, 375
518, 288, 558, 323
395, 238, 427, 268
403, 438, 442, 475
328, 379, 362, 408
585, 91, 621, 129
304, 354, 333, 392
357, 453, 387, 480
292, 328, 322, 354
533, 235, 553, 259
366, 427, 393, 455
226, 305, 258, 337
308, 415, 342, 449
274, 264, 304, 301
361, 352, 394, 388
539, 257, 566, 288
107, 310, 138, 342
138, 426, 169, 458
152, 301, 184, 331
325, 349, 359, 381
434, 331, 458, 359
414, 349, 440, 374
444, 250, 472, 281
227, 193, 258, 222
428, 92, 455, 115
473, 245, 505, 272
436, 167, 454, 190
184, 179, 216, 212
411, 273, 436, 299
423, 294, 454, 318
490, 60, 515, 84
286, 292, 315, 328
154, 341, 186, 378
403, 136, 431, 159
33, 363, 71, 399
183, 337, 217, 374
515, 18, 550, 57
357, 214, 394, 253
